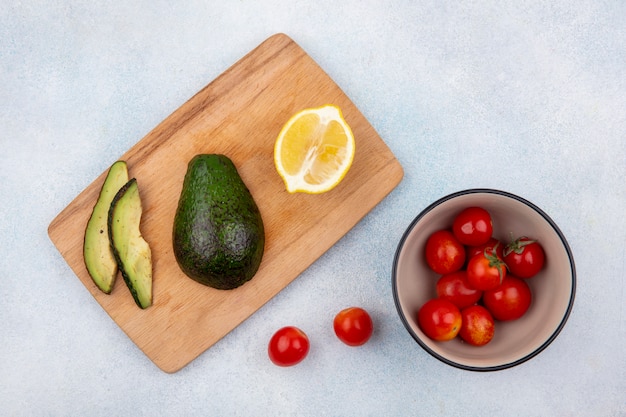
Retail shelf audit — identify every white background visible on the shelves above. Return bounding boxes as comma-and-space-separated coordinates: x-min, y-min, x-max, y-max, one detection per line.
1, 1, 625, 416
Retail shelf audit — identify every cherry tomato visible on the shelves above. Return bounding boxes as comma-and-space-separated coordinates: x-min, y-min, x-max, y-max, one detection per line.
417, 298, 462, 341
333, 307, 374, 346
425, 230, 466, 275
466, 250, 507, 291
268, 326, 310, 367
459, 305, 495, 346
466, 237, 504, 261
435, 270, 482, 309
503, 236, 546, 278
452, 207, 493, 246
483, 276, 532, 321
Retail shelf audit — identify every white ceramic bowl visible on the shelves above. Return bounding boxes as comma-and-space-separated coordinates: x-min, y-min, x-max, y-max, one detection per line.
392, 189, 576, 371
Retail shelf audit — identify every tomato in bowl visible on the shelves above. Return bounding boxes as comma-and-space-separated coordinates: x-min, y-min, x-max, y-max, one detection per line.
391, 189, 576, 371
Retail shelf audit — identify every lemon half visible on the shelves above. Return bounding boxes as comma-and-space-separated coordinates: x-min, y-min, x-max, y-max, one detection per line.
274, 105, 355, 194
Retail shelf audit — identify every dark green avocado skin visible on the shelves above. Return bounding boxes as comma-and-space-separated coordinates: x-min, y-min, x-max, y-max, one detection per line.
173, 154, 265, 290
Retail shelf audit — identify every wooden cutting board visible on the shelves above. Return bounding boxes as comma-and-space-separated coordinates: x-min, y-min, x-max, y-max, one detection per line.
48, 33, 403, 373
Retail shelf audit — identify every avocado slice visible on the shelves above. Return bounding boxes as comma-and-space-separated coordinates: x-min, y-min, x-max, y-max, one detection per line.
173, 154, 265, 290
83, 161, 129, 294
108, 178, 153, 309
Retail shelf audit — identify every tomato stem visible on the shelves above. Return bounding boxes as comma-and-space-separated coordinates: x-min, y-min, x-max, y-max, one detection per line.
504, 234, 537, 256
483, 246, 506, 284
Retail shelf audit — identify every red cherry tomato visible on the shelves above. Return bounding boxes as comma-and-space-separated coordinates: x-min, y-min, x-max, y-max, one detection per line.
425, 230, 466, 275
466, 237, 504, 261
503, 236, 546, 278
483, 276, 532, 321
333, 307, 374, 346
417, 298, 462, 341
452, 207, 493, 246
268, 326, 310, 367
466, 250, 507, 291
435, 270, 482, 309
459, 305, 495, 346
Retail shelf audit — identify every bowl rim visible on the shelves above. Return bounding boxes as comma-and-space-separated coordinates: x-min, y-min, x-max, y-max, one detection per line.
391, 188, 576, 371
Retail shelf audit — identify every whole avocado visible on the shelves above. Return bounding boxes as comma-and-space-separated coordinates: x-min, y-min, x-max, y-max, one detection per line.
173, 154, 265, 290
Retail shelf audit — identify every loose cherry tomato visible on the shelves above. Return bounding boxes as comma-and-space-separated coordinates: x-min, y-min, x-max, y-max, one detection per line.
503, 236, 546, 278
466, 237, 504, 261
459, 305, 495, 346
466, 250, 507, 291
417, 298, 462, 341
435, 270, 482, 309
452, 207, 493, 246
425, 230, 466, 275
483, 276, 532, 321
333, 307, 374, 346
268, 326, 310, 367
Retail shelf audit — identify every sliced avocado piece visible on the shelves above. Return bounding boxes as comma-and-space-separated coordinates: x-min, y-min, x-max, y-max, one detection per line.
173, 154, 265, 290
108, 178, 153, 309
84, 161, 129, 294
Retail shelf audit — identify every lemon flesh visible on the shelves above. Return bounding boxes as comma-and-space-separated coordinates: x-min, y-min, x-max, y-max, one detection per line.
274, 105, 355, 194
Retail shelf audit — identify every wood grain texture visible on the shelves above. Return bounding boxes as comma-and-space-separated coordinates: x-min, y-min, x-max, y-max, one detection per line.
48, 33, 404, 373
